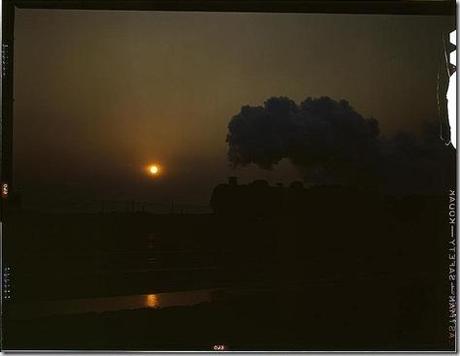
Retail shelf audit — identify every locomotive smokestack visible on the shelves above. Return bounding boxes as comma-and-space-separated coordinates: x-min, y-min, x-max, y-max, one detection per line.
228, 176, 238, 186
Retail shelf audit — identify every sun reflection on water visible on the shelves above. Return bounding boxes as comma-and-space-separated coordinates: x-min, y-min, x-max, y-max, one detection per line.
145, 294, 159, 308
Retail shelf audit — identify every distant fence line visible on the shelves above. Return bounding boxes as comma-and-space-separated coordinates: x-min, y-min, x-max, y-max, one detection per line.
15, 200, 212, 214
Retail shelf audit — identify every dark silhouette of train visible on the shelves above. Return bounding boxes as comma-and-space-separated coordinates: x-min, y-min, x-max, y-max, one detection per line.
210, 176, 378, 217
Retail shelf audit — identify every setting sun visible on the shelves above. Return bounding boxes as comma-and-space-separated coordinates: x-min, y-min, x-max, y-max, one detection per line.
146, 164, 161, 177
149, 165, 159, 174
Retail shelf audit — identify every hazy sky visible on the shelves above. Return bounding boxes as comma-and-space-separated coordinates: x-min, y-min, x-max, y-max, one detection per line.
13, 9, 454, 210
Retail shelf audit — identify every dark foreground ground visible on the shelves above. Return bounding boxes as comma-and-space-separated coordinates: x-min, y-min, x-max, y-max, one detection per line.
4, 277, 453, 351
2, 189, 456, 351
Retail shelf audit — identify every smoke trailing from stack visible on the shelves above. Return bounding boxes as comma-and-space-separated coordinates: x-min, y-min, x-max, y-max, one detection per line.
226, 96, 455, 193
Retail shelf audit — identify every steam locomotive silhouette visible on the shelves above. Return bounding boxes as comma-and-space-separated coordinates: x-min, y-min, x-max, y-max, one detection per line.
210, 176, 372, 217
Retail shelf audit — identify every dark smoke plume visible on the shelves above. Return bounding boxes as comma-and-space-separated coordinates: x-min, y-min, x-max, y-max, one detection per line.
227, 97, 380, 185
226, 96, 455, 192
